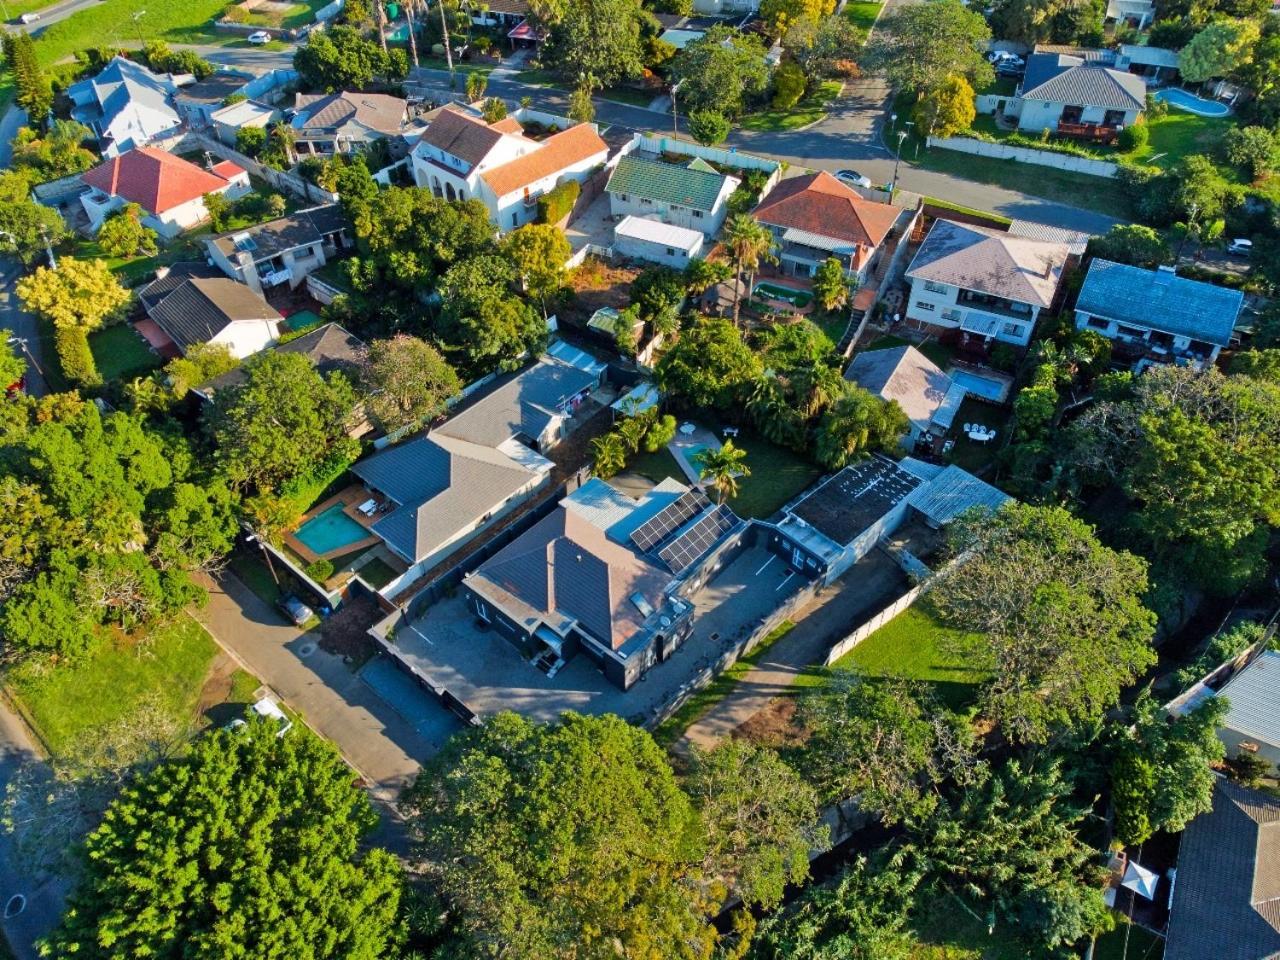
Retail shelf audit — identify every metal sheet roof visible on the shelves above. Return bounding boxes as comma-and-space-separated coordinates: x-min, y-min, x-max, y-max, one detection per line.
1216, 650, 1280, 747
905, 464, 1011, 526
615, 215, 704, 250
606, 153, 735, 211
1020, 54, 1146, 110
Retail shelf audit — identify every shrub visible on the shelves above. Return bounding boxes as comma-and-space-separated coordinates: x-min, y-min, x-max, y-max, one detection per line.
236, 126, 267, 158
771, 62, 806, 111
537, 179, 579, 225
305, 559, 335, 583
223, 3, 249, 22
1118, 122, 1148, 153
55, 327, 101, 387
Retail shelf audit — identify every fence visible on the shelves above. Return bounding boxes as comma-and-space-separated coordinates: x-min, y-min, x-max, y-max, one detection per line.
927, 135, 1119, 178
566, 242, 612, 268
241, 68, 299, 104
823, 580, 926, 666
185, 132, 340, 205
305, 273, 344, 305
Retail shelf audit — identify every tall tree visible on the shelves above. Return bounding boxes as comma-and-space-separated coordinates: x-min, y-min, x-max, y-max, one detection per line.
10, 119, 96, 179
207, 351, 360, 492
811, 256, 851, 312
539, 0, 651, 88
359, 334, 460, 432
8, 32, 51, 121
438, 254, 545, 372
1179, 18, 1259, 82
45, 720, 402, 959
293, 24, 397, 91
671, 25, 771, 117
16, 260, 131, 386
723, 214, 776, 325
401, 711, 717, 960
785, 15, 862, 81
96, 202, 159, 258
501, 222, 571, 318
913, 74, 977, 138
656, 316, 763, 411
930, 503, 1158, 743
864, 0, 993, 94
694, 438, 750, 504
813, 386, 908, 468
759, 0, 836, 38
0, 180, 69, 265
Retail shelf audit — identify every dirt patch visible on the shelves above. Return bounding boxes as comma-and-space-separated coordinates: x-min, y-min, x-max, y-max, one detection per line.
195, 651, 256, 728
562, 259, 642, 326
314, 594, 382, 666
733, 696, 808, 749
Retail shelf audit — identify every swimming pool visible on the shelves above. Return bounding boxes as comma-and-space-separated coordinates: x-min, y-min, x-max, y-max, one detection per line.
685, 443, 714, 473
294, 505, 369, 556
1154, 88, 1230, 118
948, 367, 1013, 404
753, 282, 813, 308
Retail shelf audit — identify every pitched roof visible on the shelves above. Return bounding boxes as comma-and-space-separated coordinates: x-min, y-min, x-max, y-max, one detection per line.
903, 462, 1011, 526
201, 322, 366, 393
845, 345, 955, 432
907, 218, 1070, 308
350, 433, 536, 563
1164, 779, 1280, 960
469, 506, 671, 649
210, 159, 246, 180
435, 358, 598, 448
293, 91, 407, 134
1076, 260, 1244, 346
69, 56, 177, 124
137, 261, 223, 312
1020, 53, 1146, 110
480, 122, 607, 197
144, 277, 282, 349
210, 98, 279, 128
417, 106, 506, 167
1119, 43, 1180, 68
606, 154, 737, 211
483, 0, 529, 14
82, 147, 236, 216
1216, 650, 1280, 749
209, 204, 349, 262
753, 171, 899, 249
174, 72, 249, 105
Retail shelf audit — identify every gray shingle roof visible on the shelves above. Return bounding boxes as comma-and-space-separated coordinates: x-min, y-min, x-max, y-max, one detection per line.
209, 204, 349, 262
138, 261, 223, 312
606, 154, 734, 212
1165, 778, 1280, 960
350, 433, 535, 563
144, 277, 282, 349
436, 358, 598, 449
907, 218, 1070, 308
1020, 53, 1146, 110
293, 91, 407, 135
1076, 260, 1244, 346
1216, 651, 1280, 749
200, 322, 365, 394
845, 345, 954, 433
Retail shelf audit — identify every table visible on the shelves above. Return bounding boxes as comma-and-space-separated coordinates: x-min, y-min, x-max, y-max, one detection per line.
357, 498, 378, 516
967, 430, 994, 443
679, 422, 697, 436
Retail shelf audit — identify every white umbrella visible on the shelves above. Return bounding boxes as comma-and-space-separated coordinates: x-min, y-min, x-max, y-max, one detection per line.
1121, 861, 1160, 901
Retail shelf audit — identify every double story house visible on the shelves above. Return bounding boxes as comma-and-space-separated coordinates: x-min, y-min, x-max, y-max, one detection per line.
80, 147, 250, 239
751, 171, 899, 282
67, 56, 185, 157
1013, 52, 1146, 138
1074, 260, 1243, 368
411, 106, 608, 231
606, 154, 739, 236
206, 204, 351, 294
904, 218, 1071, 348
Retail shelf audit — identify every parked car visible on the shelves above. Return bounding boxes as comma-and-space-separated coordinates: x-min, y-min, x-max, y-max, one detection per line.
987, 50, 1024, 66
246, 30, 272, 44
1227, 238, 1253, 257
836, 168, 872, 189
996, 61, 1026, 77
19, 12, 39, 23
227, 697, 294, 737
277, 593, 314, 626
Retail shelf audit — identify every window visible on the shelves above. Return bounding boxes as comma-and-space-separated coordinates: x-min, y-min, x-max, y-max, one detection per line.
1117, 324, 1146, 338
630, 592, 655, 617
923, 280, 949, 294
640, 197, 653, 206
1086, 316, 1108, 331
693, 210, 703, 218
619, 193, 629, 202
1001, 322, 1023, 339
665, 247, 675, 256
941, 308, 960, 322
914, 301, 935, 312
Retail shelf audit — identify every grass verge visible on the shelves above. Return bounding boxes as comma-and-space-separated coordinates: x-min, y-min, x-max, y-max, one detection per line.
653, 620, 795, 748
842, 0, 883, 31
88, 322, 161, 383
921, 195, 1014, 227
5, 615, 219, 761
32, 0, 229, 66
740, 80, 842, 133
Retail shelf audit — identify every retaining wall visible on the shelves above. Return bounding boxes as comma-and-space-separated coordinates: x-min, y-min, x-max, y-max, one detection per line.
927, 135, 1119, 178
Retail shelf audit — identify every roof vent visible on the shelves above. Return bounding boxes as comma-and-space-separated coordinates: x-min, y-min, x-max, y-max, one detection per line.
1154, 264, 1176, 284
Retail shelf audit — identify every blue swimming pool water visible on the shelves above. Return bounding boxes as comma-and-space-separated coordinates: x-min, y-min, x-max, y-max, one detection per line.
948, 368, 1010, 403
685, 443, 714, 471
295, 505, 368, 555
1154, 88, 1230, 118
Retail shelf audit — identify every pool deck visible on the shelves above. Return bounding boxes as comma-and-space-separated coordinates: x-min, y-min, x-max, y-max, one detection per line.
669, 427, 725, 485
284, 485, 389, 565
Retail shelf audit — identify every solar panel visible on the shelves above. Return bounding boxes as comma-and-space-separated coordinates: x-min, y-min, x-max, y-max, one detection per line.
658, 505, 742, 574
630, 489, 709, 553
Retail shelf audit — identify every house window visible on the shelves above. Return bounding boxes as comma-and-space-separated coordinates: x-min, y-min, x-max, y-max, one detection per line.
1117, 324, 1146, 338
914, 301, 936, 312
512, 213, 518, 228
665, 247, 675, 256
941, 308, 960, 322
1001, 322, 1023, 339
1086, 316, 1108, 331
618, 193, 629, 202
693, 210, 703, 218
923, 280, 949, 294
640, 197, 652, 206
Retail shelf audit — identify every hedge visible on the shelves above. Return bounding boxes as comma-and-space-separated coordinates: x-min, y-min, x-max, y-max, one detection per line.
537, 179, 580, 225
55, 327, 102, 388
278, 449, 359, 514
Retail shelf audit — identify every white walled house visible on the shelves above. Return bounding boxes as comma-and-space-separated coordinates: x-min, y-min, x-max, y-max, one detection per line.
137, 271, 283, 359
67, 56, 186, 157
606, 153, 739, 236
1013, 52, 1145, 136
80, 148, 251, 239
903, 219, 1071, 348
1074, 260, 1243, 368
206, 204, 351, 295
612, 215, 705, 268
411, 106, 608, 231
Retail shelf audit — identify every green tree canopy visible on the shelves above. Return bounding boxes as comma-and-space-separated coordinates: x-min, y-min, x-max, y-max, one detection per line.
655, 316, 764, 411
864, 0, 993, 93
15, 259, 128, 333
45, 720, 402, 958
438, 254, 545, 372
913, 74, 976, 138
10, 120, 96, 180
672, 25, 771, 117
813, 386, 908, 468
96, 202, 159, 259
811, 256, 851, 311
539, 0, 651, 88
359, 334, 460, 432
294, 24, 400, 90
0, 184, 68, 265
501, 222, 572, 317
688, 108, 732, 145
1085, 223, 1171, 268
1179, 18, 1260, 82
931, 503, 1157, 743
785, 14, 862, 80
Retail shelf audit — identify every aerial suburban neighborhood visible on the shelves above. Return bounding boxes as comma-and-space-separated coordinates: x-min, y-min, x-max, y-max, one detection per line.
0, 0, 1279, 952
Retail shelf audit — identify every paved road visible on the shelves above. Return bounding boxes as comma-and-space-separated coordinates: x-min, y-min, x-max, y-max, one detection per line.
180, 42, 299, 73
0, 701, 69, 960
0, 104, 27, 168
0, 257, 49, 398
13, 0, 101, 34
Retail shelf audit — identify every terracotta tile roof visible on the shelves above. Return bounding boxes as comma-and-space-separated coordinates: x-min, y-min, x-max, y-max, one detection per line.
81, 147, 237, 216
753, 171, 899, 249
489, 115, 525, 134
209, 159, 246, 180
417, 106, 505, 167
481, 123, 607, 198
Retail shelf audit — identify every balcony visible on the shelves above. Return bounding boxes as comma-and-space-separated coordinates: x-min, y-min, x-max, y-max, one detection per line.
956, 291, 1034, 322
1056, 121, 1121, 144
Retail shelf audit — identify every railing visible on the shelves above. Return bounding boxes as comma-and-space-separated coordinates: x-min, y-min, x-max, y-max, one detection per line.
1056, 121, 1121, 143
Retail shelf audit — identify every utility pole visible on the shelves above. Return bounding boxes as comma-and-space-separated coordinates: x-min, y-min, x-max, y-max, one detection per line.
132, 9, 147, 47
40, 226, 56, 270
891, 129, 907, 198
670, 78, 683, 138
405, 0, 419, 67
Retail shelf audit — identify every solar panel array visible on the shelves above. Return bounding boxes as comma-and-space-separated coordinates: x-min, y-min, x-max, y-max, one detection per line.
630, 489, 710, 553
659, 505, 741, 574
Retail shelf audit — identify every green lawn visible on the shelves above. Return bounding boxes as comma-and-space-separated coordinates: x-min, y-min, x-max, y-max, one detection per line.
5, 615, 220, 761
922, 195, 1014, 227
1134, 110, 1236, 167
241, 0, 327, 28
653, 620, 795, 748
908, 892, 1043, 959
356, 557, 400, 589
1092, 923, 1164, 960
813, 600, 988, 711
740, 80, 843, 133
864, 334, 954, 369
229, 550, 285, 607
32, 0, 230, 65
228, 668, 263, 705
89, 322, 161, 383
946, 396, 1011, 475
842, 0, 883, 30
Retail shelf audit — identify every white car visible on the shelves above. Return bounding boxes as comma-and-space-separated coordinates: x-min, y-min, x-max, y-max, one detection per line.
19, 11, 39, 22
836, 168, 873, 189
227, 697, 294, 737
987, 50, 1024, 66
1227, 238, 1253, 257
246, 30, 272, 44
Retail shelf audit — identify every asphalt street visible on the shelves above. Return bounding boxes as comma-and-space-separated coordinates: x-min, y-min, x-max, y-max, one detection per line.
0, 257, 49, 397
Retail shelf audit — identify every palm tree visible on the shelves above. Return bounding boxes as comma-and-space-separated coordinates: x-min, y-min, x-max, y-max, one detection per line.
724, 214, 776, 328
591, 433, 627, 479
694, 439, 750, 505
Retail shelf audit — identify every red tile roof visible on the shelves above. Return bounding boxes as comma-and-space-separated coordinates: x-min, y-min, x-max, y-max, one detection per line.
82, 147, 237, 216
210, 159, 246, 180
480, 123, 607, 198
752, 171, 899, 249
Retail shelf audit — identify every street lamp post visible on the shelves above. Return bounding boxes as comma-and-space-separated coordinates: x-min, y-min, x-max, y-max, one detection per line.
891, 129, 908, 198
6, 335, 45, 385
670, 78, 684, 138
245, 532, 281, 585
132, 10, 147, 46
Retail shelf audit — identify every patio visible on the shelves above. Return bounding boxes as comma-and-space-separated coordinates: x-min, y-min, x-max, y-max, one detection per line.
284, 485, 392, 567
668, 425, 727, 485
